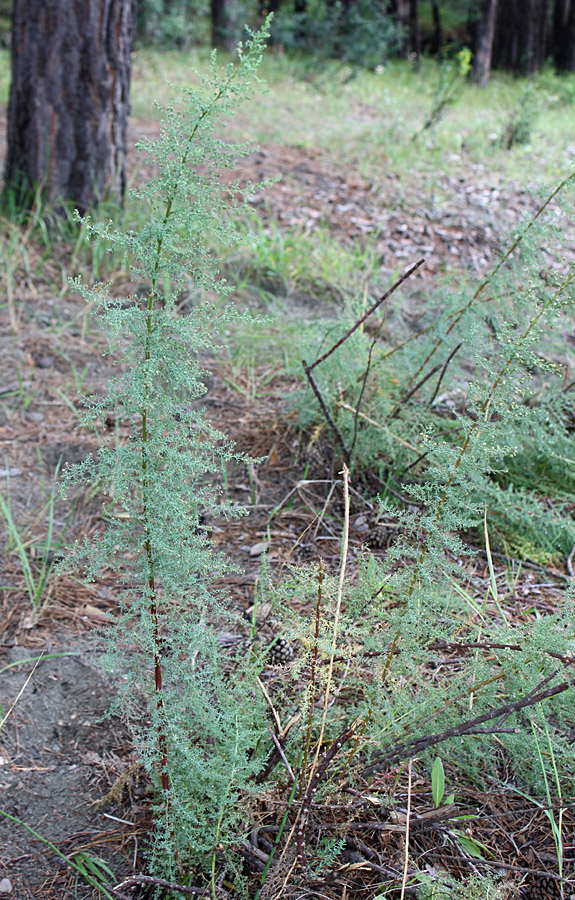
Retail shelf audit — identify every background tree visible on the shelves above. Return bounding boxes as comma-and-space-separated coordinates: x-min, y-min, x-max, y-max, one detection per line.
391, 0, 420, 63
409, 0, 421, 66
136, 0, 197, 48
552, 0, 575, 69
211, 0, 239, 50
472, 0, 499, 85
491, 0, 549, 75
4, 0, 135, 214
393, 0, 411, 57
430, 0, 443, 55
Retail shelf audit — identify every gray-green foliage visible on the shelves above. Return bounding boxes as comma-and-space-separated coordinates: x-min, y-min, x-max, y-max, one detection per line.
293, 175, 575, 562
271, 176, 575, 854
501, 82, 541, 150
61, 24, 272, 875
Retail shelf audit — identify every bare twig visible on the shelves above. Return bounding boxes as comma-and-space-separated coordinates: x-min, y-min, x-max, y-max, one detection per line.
297, 718, 361, 867
302, 359, 350, 464
298, 467, 355, 866
302, 262, 425, 465
302, 562, 324, 780
399, 169, 575, 394
349, 336, 376, 460
387, 363, 442, 421
361, 675, 573, 778
307, 259, 425, 373
428, 341, 463, 408
268, 728, 295, 783
398, 449, 430, 478
113, 875, 204, 896
431, 638, 575, 668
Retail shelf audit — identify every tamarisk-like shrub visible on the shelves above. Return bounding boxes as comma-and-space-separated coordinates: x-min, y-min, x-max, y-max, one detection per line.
61, 24, 272, 876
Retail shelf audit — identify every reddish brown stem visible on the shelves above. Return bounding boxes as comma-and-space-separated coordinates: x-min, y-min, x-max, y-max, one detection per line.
142, 365, 169, 794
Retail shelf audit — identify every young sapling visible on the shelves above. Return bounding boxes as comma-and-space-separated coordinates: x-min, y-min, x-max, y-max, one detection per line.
61, 21, 274, 877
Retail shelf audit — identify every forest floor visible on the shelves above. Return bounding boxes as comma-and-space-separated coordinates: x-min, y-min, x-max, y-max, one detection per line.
1, 52, 575, 900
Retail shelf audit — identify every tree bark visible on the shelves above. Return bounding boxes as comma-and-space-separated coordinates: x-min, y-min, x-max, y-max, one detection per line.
473, 0, 499, 85
5, 0, 135, 215
552, 0, 575, 70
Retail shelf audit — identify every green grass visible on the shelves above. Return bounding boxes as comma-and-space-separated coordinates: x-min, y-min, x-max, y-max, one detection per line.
131, 48, 575, 184
223, 214, 381, 306
0, 47, 9, 105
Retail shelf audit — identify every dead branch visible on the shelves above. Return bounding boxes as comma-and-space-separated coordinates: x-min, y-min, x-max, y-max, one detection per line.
113, 874, 204, 895
306, 259, 425, 373
361, 674, 573, 778
302, 359, 351, 464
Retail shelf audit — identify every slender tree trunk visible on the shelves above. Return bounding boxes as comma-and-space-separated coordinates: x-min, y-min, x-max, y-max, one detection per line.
5, 0, 135, 214
393, 0, 410, 58
409, 0, 421, 68
211, 0, 238, 51
473, 0, 499, 85
552, 0, 575, 70
293, 0, 308, 43
430, 0, 443, 56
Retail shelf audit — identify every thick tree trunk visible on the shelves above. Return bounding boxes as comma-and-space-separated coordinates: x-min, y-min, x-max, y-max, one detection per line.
473, 0, 499, 85
211, 0, 238, 51
552, 0, 575, 70
5, 0, 135, 214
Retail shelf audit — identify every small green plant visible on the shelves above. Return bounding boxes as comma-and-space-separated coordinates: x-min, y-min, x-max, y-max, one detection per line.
293, 171, 575, 562
431, 756, 455, 808
414, 47, 472, 139
72, 852, 116, 899
60, 21, 274, 880
501, 82, 540, 149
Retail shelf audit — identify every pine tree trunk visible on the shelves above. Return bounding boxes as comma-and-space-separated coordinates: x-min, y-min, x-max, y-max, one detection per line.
552, 0, 575, 70
5, 0, 135, 214
473, 0, 499, 85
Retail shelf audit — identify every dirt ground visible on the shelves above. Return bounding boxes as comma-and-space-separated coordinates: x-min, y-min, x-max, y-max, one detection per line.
1, 119, 574, 899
